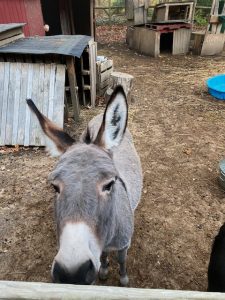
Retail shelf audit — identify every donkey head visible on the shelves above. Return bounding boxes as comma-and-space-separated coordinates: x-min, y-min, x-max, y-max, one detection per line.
27, 86, 128, 285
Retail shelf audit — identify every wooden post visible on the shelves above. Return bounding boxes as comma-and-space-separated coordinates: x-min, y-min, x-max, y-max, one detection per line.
66, 56, 80, 121
68, 0, 75, 34
108, 0, 113, 24
88, 40, 97, 107
91, 0, 96, 38
165, 5, 169, 21
126, 0, 134, 20
64, 91, 69, 123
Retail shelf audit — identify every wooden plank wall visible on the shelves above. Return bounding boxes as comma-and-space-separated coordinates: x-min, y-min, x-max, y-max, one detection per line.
125, 0, 134, 20
139, 28, 160, 57
173, 28, 192, 55
127, 27, 160, 57
201, 33, 225, 55
0, 62, 65, 146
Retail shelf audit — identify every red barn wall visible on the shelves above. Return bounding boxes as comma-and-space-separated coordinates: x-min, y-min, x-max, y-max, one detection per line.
0, 0, 45, 36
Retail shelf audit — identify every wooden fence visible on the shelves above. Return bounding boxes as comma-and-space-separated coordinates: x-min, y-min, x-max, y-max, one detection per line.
1, 281, 225, 299
95, 2, 125, 24
94, 2, 211, 24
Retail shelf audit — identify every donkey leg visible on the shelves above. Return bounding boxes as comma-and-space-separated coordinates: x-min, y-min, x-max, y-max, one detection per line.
99, 251, 109, 280
118, 248, 129, 286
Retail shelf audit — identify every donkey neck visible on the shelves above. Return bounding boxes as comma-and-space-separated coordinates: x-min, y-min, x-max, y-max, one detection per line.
103, 178, 134, 251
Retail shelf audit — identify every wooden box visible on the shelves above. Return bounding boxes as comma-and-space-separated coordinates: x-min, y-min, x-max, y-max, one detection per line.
153, 1, 195, 23
96, 58, 113, 96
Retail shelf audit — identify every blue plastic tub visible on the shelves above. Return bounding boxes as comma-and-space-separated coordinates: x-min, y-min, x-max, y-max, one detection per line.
207, 74, 225, 100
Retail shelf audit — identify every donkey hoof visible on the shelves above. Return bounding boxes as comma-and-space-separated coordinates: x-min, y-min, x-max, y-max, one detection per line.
120, 275, 129, 287
99, 267, 109, 281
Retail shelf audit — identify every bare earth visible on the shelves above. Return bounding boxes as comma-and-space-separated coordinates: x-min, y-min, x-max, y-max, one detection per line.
1, 39, 225, 291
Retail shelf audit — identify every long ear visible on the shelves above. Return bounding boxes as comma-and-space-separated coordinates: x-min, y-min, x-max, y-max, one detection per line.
94, 85, 128, 150
26, 99, 75, 156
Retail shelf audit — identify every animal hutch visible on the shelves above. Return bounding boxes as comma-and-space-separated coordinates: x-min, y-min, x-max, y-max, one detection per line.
0, 22, 97, 147
126, 0, 196, 57
0, 1, 97, 106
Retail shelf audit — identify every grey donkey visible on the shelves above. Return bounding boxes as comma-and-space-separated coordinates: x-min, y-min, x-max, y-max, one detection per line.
27, 86, 142, 286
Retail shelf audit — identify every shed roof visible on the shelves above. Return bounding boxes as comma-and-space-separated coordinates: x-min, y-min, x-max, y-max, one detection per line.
0, 35, 92, 58
0, 23, 25, 34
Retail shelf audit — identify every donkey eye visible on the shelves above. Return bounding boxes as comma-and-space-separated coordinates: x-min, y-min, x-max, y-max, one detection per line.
52, 184, 60, 194
102, 180, 115, 192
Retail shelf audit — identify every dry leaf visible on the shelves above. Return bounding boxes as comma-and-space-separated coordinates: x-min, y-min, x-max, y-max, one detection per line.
183, 148, 192, 155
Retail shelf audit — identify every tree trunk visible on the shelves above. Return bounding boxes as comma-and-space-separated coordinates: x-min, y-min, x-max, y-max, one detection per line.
108, 71, 134, 103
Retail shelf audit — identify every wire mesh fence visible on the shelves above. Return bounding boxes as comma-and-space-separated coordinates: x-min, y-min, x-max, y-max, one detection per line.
95, 0, 126, 25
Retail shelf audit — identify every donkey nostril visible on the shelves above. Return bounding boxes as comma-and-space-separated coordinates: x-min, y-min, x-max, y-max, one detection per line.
85, 259, 96, 284
76, 259, 96, 285
52, 261, 68, 283
52, 260, 97, 285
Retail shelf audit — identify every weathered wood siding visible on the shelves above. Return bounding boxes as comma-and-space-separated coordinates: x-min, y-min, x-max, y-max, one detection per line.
127, 27, 160, 57
96, 59, 113, 97
201, 33, 225, 55
0, 62, 65, 146
139, 29, 160, 57
173, 28, 192, 55
88, 40, 97, 107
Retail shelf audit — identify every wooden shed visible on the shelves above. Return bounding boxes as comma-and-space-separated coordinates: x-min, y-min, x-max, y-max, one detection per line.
0, 0, 95, 38
0, 25, 97, 146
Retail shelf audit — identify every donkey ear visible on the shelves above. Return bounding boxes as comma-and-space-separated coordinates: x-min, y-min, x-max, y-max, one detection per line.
26, 99, 75, 156
94, 86, 128, 150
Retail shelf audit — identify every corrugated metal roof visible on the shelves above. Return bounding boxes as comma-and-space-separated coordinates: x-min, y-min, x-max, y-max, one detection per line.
0, 35, 92, 58
0, 23, 26, 34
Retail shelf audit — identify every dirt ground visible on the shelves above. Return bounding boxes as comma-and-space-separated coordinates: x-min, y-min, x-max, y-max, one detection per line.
1, 34, 225, 291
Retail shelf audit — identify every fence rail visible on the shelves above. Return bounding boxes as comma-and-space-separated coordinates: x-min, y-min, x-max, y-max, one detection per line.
196, 5, 211, 8
95, 6, 124, 8
1, 281, 225, 300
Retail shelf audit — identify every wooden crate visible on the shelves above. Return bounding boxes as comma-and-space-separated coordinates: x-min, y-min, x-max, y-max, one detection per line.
153, 1, 195, 23
96, 58, 113, 97
0, 62, 65, 146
